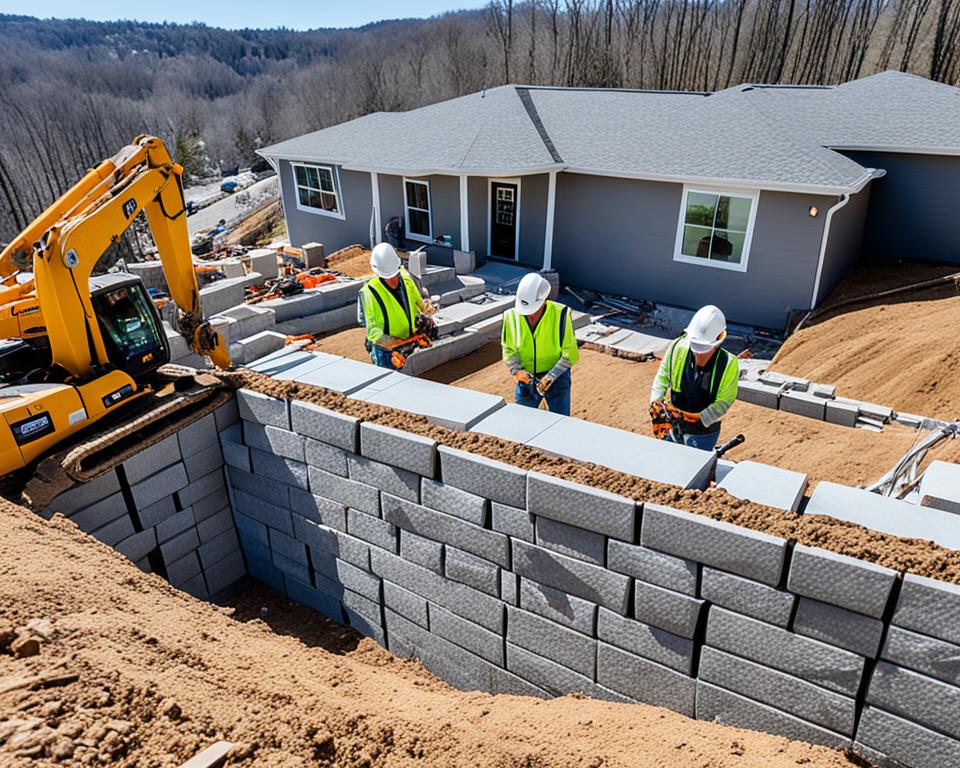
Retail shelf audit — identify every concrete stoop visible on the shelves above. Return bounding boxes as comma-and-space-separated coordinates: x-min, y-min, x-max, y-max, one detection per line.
576, 323, 673, 361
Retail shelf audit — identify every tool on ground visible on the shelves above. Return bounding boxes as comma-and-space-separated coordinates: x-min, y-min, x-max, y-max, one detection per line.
383, 313, 438, 369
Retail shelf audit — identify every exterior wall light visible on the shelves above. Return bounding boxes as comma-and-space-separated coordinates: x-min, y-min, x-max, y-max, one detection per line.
809, 205, 819, 217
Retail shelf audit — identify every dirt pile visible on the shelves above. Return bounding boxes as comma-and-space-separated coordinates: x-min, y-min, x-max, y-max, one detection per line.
0, 499, 862, 767
325, 244, 375, 279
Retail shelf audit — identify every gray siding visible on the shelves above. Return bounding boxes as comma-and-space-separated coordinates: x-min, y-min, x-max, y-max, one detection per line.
280, 160, 373, 251
518, 174, 547, 269
468, 176, 487, 256
816, 184, 871, 305
379, 173, 460, 248
552, 173, 834, 329
840, 151, 960, 266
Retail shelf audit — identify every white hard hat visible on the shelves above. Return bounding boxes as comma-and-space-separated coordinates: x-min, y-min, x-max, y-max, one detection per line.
686, 305, 727, 354
515, 272, 551, 316
370, 242, 401, 278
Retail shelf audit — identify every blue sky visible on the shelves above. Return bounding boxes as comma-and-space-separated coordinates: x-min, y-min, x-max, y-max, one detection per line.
2, 1, 483, 30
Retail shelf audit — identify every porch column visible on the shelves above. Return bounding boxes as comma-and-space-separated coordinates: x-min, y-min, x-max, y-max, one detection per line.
543, 170, 557, 270
370, 172, 382, 247
459, 174, 470, 252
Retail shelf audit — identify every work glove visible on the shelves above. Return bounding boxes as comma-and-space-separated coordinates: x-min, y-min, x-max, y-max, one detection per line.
514, 370, 532, 385
423, 299, 438, 316
536, 374, 555, 396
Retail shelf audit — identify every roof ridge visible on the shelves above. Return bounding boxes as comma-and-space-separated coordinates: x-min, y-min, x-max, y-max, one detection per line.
515, 86, 564, 164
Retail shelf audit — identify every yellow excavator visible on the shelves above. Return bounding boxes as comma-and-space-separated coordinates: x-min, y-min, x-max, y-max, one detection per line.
0, 135, 231, 488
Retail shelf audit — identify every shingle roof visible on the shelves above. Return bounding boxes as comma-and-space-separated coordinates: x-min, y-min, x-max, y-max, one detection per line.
260, 71, 960, 193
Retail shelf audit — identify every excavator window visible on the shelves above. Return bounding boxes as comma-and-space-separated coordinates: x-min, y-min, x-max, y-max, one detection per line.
91, 276, 169, 380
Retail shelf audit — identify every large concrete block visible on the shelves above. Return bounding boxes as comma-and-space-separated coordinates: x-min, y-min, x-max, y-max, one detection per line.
320, 557, 380, 603
857, 706, 960, 768
290, 400, 359, 452
794, 597, 884, 658
184, 443, 224, 484
273, 304, 357, 336
634, 580, 705, 640
288, 488, 347, 531
607, 541, 698, 596
401, 331, 488, 377
490, 502, 534, 542
597, 643, 696, 716
179, 413, 220, 460
706, 607, 865, 696
115, 528, 158, 563
176, 468, 226, 509
505, 643, 599, 699
294, 515, 370, 570
204, 548, 246, 595
641, 503, 787, 586
159, 526, 200, 565
130, 463, 189, 510
780, 390, 827, 420
244, 423, 305, 462
295, 357, 392, 395
882, 625, 960, 687
507, 606, 596, 678
446, 546, 500, 596
308, 466, 380, 517
259, 290, 326, 321
429, 603, 504, 665
273, 550, 312, 586
535, 517, 605, 566
527, 471, 637, 542
919, 460, 960, 516
251, 448, 308, 490
383, 581, 429, 627
892, 573, 960, 646
284, 575, 344, 622
696, 682, 851, 751
156, 507, 196, 544
400, 528, 444, 574
68, 493, 128, 533
438, 446, 527, 508
826, 399, 860, 427
304, 438, 349, 477
470, 403, 565, 444
512, 540, 630, 614
236, 388, 289, 429
700, 567, 794, 628
527, 417, 715, 490
47, 470, 121, 516
347, 454, 419, 503
421, 478, 488, 527
868, 660, 960, 740
269, 527, 309, 566
234, 512, 269, 547
197, 528, 240, 570
699, 646, 856, 735
382, 493, 510, 568
359, 422, 437, 477
787, 543, 897, 619
246, 548, 285, 593
519, 578, 596, 636
346, 508, 397, 552
135, 496, 177, 530
736, 380, 780, 408
232, 490, 293, 536
123, 434, 181, 485
501, 571, 519, 605
236, 331, 288, 366
362, 376, 505, 431
166, 551, 202, 587
597, 607, 693, 674
717, 460, 808, 513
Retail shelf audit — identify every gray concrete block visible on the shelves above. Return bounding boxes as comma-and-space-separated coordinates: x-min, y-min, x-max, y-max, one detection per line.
343, 605, 385, 645
706, 607, 865, 696
176, 468, 226, 509
251, 448, 308, 490
634, 580, 704, 640
294, 515, 370, 569
641, 503, 787, 586
597, 607, 693, 674
221, 436, 250, 473
736, 380, 780, 408
794, 598, 884, 658
69, 493, 128, 533
156, 507, 196, 543
535, 517, 605, 565
331, 559, 381, 603
882, 625, 960, 687
290, 400, 359, 452
359, 422, 437, 477
204, 548, 246, 595
919, 460, 960, 516
288, 487, 347, 531
246, 548, 285, 593
400, 528, 444, 574
696, 682, 851, 750
234, 512, 269, 547
429, 603, 504, 665
237, 388, 289, 429
513, 540, 630, 614
470, 402, 565, 444
382, 493, 510, 568
47, 470, 121, 516
437, 446, 527, 508
527, 471, 637, 541
717, 460, 808, 513
213, 398, 240, 432
699, 646, 856, 735
607, 541, 698, 596
259, 290, 326, 321
700, 567, 794, 628
123, 434, 181, 485
446, 546, 500, 596
233, 489, 293, 535
304, 438, 348, 477
130, 462, 189, 510
491, 502, 534, 542
346, 508, 397, 552
501, 571, 519, 606
167, 551, 202, 587
507, 606, 596, 678
826, 399, 860, 427
860, 402, 894, 422
383, 581, 429, 627
269, 527, 309, 566
893, 573, 960, 646
115, 528, 158, 563
308, 466, 380, 517
505, 643, 598, 698
292, 356, 393, 394
780, 389, 827, 419
347, 454, 419, 503
273, 549, 312, 585
868, 660, 960, 740
198, 527, 239, 570
185, 443, 224, 484
597, 642, 696, 715
177, 412, 218, 459
857, 706, 960, 768
160, 526, 200, 564
421, 478, 487, 527
852, 742, 908, 768
284, 575, 343, 622
244, 423, 305, 461
788, 543, 897, 619
519, 578, 596, 636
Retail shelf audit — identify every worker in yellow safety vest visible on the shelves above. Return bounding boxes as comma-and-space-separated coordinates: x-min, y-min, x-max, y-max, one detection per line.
649, 304, 739, 451
501, 272, 579, 415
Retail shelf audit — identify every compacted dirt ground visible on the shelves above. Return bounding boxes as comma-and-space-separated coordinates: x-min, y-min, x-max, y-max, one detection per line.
0, 500, 864, 767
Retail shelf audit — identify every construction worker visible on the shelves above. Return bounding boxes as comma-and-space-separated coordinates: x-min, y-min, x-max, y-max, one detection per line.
649, 305, 739, 451
501, 273, 579, 415
361, 242, 429, 369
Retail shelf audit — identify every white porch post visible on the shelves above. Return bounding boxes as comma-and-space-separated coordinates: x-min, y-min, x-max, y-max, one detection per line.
543, 170, 557, 270
370, 171, 382, 247
459, 174, 470, 252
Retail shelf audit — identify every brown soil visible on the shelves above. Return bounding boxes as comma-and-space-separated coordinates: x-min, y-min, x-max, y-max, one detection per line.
325, 245, 375, 279
0, 499, 860, 767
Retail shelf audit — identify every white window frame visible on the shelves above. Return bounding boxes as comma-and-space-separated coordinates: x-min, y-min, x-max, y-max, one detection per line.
403, 177, 433, 244
486, 177, 522, 261
291, 162, 346, 220
673, 185, 758, 273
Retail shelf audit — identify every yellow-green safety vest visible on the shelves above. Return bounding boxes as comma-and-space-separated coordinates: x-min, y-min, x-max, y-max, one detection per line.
501, 300, 579, 375
664, 336, 739, 414
361, 269, 423, 344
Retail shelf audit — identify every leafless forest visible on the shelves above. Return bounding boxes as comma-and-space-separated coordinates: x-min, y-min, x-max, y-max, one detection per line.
1, 1, 959, 242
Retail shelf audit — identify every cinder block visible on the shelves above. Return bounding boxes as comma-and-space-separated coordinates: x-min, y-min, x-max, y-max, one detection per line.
892, 574, 960, 646
421, 478, 488, 527
535, 517, 605, 565
130, 462, 189, 510
429, 603, 504, 665
308, 466, 380, 517
269, 527, 309, 566
346, 508, 397, 552
244, 423, 305, 461
501, 571, 519, 606
505, 643, 598, 698
122, 435, 181, 484
227, 467, 290, 508
347, 454, 419, 503
919, 460, 960, 516
288, 487, 347, 531
304, 438, 348, 477
491, 502, 534, 542
294, 515, 370, 570
717, 460, 808, 513
438, 445, 526, 508
696, 682, 851, 750
597, 643, 696, 716
285, 575, 343, 622
290, 400, 359, 452
519, 578, 596, 636
607, 541, 697, 596
273, 550, 312, 585
882, 625, 960, 687
246, 549, 284, 592
826, 400, 860, 427
233, 489, 293, 535
852, 742, 907, 768
176, 468, 226, 509
343, 604, 385, 645
156, 507, 196, 543
706, 607, 865, 696
788, 543, 897, 619
236, 388, 289, 429
383, 581, 429, 627
400, 528, 444, 574
47, 470, 121, 516
780, 389, 827, 419
857, 706, 960, 768
167, 551, 202, 587
213, 398, 240, 432
527, 472, 636, 541
69, 493, 128, 533
221, 440, 250, 472
251, 448, 308, 490
177, 412, 218, 459
597, 607, 693, 674
333, 559, 382, 605
641, 503, 787, 586
446, 547, 500, 596
867, 660, 960, 740
634, 580, 704, 640
185, 443, 224, 484
359, 422, 437, 478
700, 567, 794, 628
197, 527, 239, 570
115, 528, 158, 563
382, 493, 510, 568
811, 383, 837, 399
204, 548, 246, 595
736, 380, 781, 408
234, 512, 269, 547
507, 606, 596, 678
794, 598, 884, 658
160, 526, 201, 564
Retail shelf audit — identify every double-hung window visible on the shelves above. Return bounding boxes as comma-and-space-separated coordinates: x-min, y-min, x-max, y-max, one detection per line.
292, 163, 344, 219
674, 187, 757, 271
403, 178, 432, 243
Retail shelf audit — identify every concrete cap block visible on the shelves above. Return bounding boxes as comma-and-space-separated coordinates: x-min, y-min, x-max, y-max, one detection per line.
700, 567, 795, 628
470, 403, 565, 444
360, 421, 437, 477
857, 706, 960, 768
881, 625, 960, 687
507, 606, 596, 678
634, 579, 705, 640
607, 540, 698, 596
867, 660, 960, 740
438, 445, 527, 508
421, 478, 488, 527
787, 543, 898, 618
292, 357, 392, 395
597, 643, 696, 716
361, 375, 506, 431
237, 388, 289, 429
794, 597, 884, 658
519, 577, 597, 636
717, 460, 808, 513
597, 607, 694, 674
892, 573, 960, 646
445, 546, 500, 596
428, 603, 504, 665
270, 351, 342, 382
812, 383, 837, 399
780, 389, 827, 420
919, 460, 960, 516
290, 399, 359, 452
527, 471, 637, 542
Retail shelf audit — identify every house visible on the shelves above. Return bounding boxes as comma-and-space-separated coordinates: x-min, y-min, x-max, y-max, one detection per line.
258, 71, 960, 330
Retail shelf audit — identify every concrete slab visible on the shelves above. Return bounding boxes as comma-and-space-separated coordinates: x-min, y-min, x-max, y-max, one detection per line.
242, 345, 314, 374
610, 330, 673, 360
435, 295, 512, 325
919, 460, 960, 516
470, 404, 566, 444
804, 482, 960, 550
718, 460, 808, 513
295, 357, 393, 395
527, 416, 715, 490
360, 375, 505, 431
271, 351, 342, 382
